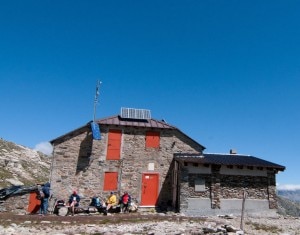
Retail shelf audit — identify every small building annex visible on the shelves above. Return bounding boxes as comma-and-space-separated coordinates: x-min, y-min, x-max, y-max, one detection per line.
49, 108, 285, 216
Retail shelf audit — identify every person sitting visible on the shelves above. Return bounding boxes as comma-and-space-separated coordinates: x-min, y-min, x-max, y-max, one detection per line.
68, 191, 80, 216
120, 191, 131, 213
106, 191, 117, 212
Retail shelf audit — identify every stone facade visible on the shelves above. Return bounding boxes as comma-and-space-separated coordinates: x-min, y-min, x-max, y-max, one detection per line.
178, 162, 279, 216
50, 123, 203, 208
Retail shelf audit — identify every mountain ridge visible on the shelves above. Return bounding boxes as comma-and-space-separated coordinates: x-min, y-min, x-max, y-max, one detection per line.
277, 189, 300, 203
0, 138, 51, 189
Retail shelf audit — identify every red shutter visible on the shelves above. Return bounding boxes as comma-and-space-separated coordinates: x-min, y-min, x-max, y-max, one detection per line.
146, 131, 160, 148
107, 129, 122, 160
104, 172, 118, 191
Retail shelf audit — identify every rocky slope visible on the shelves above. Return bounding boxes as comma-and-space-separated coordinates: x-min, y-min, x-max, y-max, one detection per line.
278, 189, 300, 202
277, 195, 300, 217
0, 138, 51, 189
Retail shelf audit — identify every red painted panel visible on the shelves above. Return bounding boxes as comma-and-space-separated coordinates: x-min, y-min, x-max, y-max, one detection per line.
27, 192, 41, 214
104, 172, 118, 191
107, 130, 122, 160
140, 173, 159, 206
146, 131, 160, 148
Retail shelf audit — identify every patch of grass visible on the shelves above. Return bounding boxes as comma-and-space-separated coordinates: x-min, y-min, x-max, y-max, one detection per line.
0, 168, 13, 178
0, 169, 14, 188
246, 221, 283, 233
149, 208, 156, 213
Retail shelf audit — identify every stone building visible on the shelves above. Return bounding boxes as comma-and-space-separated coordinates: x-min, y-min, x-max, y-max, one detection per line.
174, 153, 285, 216
50, 108, 285, 215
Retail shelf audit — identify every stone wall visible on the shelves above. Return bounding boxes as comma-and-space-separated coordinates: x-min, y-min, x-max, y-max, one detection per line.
179, 163, 278, 215
0, 194, 31, 214
50, 124, 203, 208
50, 126, 101, 206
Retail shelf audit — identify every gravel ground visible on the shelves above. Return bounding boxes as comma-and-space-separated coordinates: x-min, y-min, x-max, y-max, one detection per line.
0, 212, 299, 235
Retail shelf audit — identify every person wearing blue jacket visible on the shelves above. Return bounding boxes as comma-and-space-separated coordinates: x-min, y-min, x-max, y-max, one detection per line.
39, 182, 51, 216
68, 191, 80, 216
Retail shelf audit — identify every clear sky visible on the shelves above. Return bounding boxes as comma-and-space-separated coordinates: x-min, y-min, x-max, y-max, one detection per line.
1, 1, 299, 189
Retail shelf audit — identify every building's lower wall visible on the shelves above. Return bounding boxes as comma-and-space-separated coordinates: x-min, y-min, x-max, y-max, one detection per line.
178, 163, 279, 215
183, 198, 278, 217
0, 194, 31, 214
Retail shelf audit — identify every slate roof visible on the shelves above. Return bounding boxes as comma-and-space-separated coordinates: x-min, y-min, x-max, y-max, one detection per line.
50, 115, 205, 150
96, 115, 205, 149
174, 153, 285, 171
96, 115, 176, 129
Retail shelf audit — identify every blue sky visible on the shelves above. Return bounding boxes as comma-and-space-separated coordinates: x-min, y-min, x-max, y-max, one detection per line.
1, 1, 299, 189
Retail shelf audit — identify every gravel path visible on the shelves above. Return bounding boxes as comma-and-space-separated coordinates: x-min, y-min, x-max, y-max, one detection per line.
0, 212, 299, 234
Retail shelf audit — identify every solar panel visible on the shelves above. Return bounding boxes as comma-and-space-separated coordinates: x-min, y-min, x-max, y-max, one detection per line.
121, 107, 151, 120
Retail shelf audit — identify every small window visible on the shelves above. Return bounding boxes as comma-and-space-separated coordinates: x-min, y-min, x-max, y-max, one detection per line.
146, 131, 160, 148
195, 178, 205, 192
103, 172, 118, 191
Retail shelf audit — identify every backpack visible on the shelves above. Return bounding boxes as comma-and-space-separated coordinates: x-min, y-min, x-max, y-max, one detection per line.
91, 197, 101, 207
56, 200, 65, 206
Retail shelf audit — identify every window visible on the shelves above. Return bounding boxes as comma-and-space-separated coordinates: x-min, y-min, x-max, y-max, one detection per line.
146, 131, 160, 148
106, 129, 122, 160
103, 172, 118, 191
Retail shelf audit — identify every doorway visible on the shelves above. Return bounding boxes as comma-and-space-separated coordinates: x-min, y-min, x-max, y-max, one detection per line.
140, 173, 159, 206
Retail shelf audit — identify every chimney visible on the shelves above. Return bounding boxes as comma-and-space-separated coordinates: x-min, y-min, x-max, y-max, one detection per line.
230, 149, 237, 154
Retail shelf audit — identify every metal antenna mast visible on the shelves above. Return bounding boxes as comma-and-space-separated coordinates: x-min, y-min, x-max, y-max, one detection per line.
93, 80, 102, 122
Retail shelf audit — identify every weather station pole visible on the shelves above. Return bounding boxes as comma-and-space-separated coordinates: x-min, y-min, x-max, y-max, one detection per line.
91, 80, 102, 140
93, 80, 102, 122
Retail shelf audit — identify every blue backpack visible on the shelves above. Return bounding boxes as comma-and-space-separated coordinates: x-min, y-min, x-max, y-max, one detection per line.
91, 197, 101, 207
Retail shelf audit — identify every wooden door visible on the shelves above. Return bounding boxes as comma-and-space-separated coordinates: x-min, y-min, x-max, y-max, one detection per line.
140, 173, 159, 206
27, 192, 41, 214
106, 130, 122, 160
